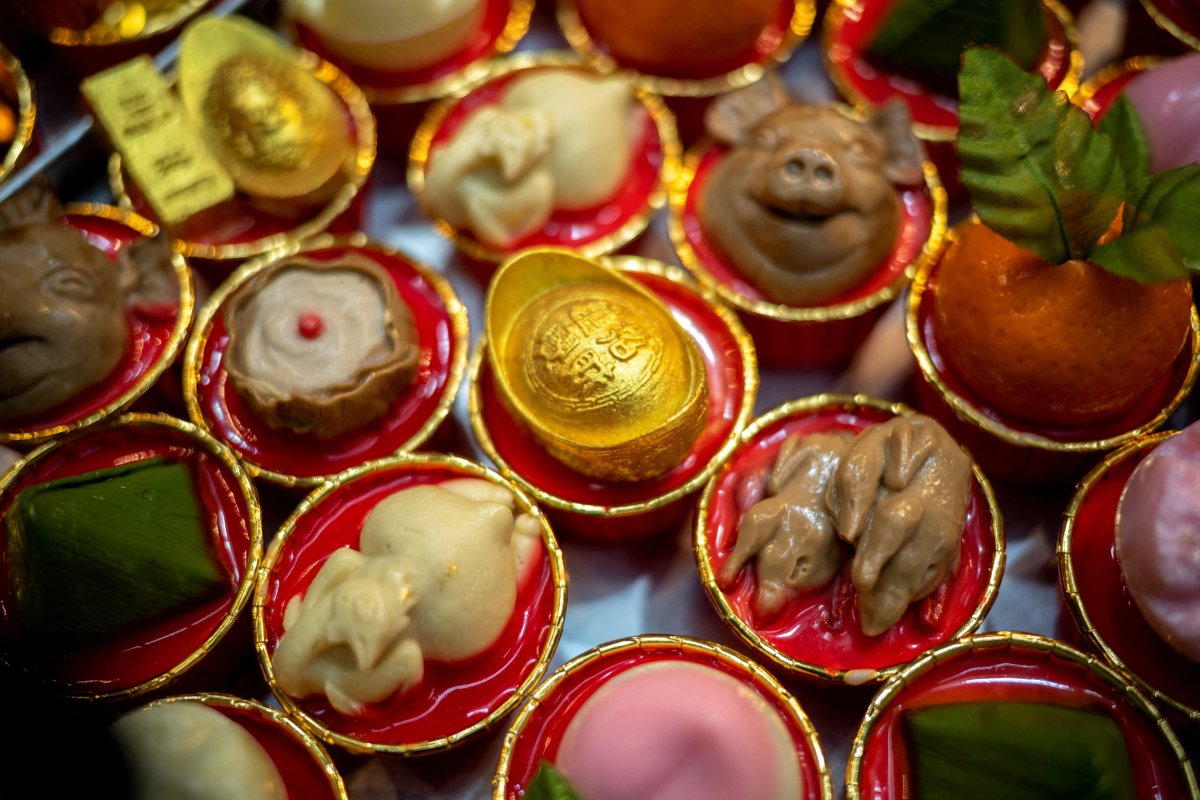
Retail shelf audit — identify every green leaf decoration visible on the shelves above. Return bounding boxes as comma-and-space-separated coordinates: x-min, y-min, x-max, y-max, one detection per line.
524, 763, 583, 800
1092, 165, 1200, 282
865, 0, 1046, 98
905, 702, 1137, 800
957, 48, 1126, 264
1098, 95, 1150, 190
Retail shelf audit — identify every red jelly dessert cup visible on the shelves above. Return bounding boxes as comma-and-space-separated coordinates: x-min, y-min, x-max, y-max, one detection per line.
1140, 0, 1200, 51
135, 693, 348, 800
822, 0, 1082, 196
184, 233, 468, 488
494, 634, 833, 799
470, 255, 758, 542
906, 224, 1200, 484
407, 52, 680, 271
696, 394, 1003, 685
670, 144, 946, 370
37, 0, 210, 76
110, 51, 375, 264
0, 42, 35, 188
290, 0, 534, 106
1, 204, 195, 447
1059, 432, 1200, 721
0, 413, 262, 701
1073, 55, 1163, 120
845, 632, 1199, 800
555, 0, 816, 96
254, 453, 566, 755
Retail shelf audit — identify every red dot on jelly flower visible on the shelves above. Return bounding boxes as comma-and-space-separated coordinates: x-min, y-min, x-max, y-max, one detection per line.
297, 312, 325, 339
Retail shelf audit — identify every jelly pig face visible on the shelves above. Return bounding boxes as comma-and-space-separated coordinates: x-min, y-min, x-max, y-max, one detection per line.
699, 77, 924, 305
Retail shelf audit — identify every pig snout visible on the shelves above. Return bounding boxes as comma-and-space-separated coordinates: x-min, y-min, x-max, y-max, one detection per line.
759, 146, 844, 217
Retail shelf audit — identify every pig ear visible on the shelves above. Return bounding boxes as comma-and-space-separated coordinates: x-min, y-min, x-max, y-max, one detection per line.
120, 235, 178, 308
705, 72, 789, 144
869, 99, 925, 186
0, 176, 63, 230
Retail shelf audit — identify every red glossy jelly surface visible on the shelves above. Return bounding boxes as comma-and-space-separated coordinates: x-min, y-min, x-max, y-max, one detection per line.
0, 423, 253, 693
5, 214, 183, 437
1079, 68, 1144, 120
501, 644, 825, 799
215, 703, 338, 800
855, 643, 1191, 799
917, 259, 1195, 443
424, 65, 664, 252
704, 404, 998, 674
260, 464, 558, 747
826, 0, 1074, 131
681, 144, 933, 308
194, 245, 458, 481
478, 270, 748, 508
294, 0, 517, 93
573, 0, 799, 81
1069, 444, 1200, 712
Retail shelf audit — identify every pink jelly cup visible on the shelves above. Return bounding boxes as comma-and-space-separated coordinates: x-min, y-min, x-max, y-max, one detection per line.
695, 394, 1003, 686
494, 634, 833, 799
0, 413, 261, 701
845, 632, 1199, 799
253, 453, 566, 755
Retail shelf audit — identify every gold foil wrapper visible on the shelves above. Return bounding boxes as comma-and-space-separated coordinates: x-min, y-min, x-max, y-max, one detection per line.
0, 42, 35, 187
486, 248, 708, 482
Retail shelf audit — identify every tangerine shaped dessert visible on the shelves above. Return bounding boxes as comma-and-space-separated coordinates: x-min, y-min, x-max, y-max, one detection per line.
696, 395, 1003, 685
909, 48, 1200, 481
254, 454, 565, 754
670, 72, 945, 369
1060, 420, 1200, 720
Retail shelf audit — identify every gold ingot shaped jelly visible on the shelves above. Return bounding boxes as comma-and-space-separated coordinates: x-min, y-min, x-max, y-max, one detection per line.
178, 15, 352, 203
487, 248, 708, 482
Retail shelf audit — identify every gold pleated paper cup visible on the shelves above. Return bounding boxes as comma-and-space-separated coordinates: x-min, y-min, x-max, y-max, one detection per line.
407, 51, 680, 266
0, 42, 35, 187
110, 49, 376, 263
254, 453, 567, 756
695, 394, 1004, 685
845, 632, 1200, 800
555, 0, 817, 97
1073, 55, 1166, 117
1059, 432, 1200, 721
124, 693, 348, 799
0, 413, 262, 702
1139, 0, 1200, 51
46, 0, 210, 48
0, 204, 194, 447
494, 634, 833, 799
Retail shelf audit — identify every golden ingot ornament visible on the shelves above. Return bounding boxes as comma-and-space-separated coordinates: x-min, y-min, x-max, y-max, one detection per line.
486, 248, 708, 482
178, 15, 352, 203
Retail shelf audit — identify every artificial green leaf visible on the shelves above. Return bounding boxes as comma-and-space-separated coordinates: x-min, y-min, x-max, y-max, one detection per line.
1098, 95, 1150, 190
905, 702, 1136, 800
1092, 165, 1200, 281
524, 763, 583, 800
957, 48, 1126, 264
865, 0, 1046, 97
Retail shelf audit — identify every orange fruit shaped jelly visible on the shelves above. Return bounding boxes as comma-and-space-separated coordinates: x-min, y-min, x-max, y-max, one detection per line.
934, 221, 1193, 426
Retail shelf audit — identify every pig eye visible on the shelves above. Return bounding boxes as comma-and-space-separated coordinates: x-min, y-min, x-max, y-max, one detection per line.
749, 127, 780, 150
41, 268, 97, 301
846, 140, 871, 162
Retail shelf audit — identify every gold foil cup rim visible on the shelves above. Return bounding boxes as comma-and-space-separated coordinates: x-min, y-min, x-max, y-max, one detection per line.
110, 50, 376, 262
133, 693, 348, 799
906, 221, 1200, 454
821, 0, 1083, 143
694, 393, 1005, 685
0, 42, 35, 185
0, 412, 263, 702
1072, 55, 1166, 111
669, 149, 947, 323
183, 232, 469, 488
844, 631, 1200, 800
1139, 0, 1200, 51
470, 255, 759, 517
493, 633, 834, 800
0, 204, 195, 446
407, 50, 681, 264
1058, 431, 1200, 720
48, 0, 209, 46
485, 247, 708, 481
252, 452, 568, 756
555, 0, 818, 97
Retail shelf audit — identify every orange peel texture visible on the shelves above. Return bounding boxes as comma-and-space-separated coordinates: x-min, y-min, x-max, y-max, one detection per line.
933, 222, 1193, 426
